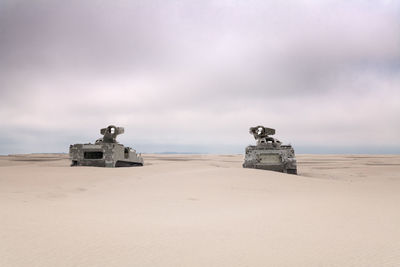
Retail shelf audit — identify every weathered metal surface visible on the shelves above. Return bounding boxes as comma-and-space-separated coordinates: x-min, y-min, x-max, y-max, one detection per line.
69, 125, 144, 167
243, 126, 297, 174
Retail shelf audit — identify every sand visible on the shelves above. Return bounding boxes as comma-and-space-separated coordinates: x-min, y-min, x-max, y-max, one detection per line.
0, 153, 399, 267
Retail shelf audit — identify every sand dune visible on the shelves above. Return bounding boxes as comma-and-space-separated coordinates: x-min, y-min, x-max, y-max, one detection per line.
1, 154, 399, 267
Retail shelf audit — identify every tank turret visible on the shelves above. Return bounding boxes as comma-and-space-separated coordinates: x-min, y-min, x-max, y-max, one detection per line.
69, 125, 144, 167
243, 126, 297, 174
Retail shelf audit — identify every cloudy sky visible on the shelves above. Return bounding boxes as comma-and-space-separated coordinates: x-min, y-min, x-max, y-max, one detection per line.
0, 0, 399, 154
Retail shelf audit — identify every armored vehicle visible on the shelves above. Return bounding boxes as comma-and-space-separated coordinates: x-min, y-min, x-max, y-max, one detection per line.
243, 126, 297, 174
69, 125, 144, 167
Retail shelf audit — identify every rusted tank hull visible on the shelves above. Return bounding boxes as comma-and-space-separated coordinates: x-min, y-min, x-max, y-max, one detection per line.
243, 145, 297, 174
69, 143, 143, 168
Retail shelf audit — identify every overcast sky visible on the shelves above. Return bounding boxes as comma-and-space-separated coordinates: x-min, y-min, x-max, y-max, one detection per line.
0, 0, 399, 154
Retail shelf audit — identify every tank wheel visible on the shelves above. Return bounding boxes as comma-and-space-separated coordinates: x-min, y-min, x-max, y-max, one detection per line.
287, 169, 297, 175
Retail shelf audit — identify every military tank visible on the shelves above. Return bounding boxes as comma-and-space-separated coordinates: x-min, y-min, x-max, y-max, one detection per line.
243, 126, 297, 174
69, 125, 144, 167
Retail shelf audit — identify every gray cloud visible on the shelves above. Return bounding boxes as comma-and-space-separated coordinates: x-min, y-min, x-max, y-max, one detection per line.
0, 0, 399, 154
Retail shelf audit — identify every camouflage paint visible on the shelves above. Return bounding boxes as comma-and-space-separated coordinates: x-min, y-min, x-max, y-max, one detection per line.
243, 126, 297, 174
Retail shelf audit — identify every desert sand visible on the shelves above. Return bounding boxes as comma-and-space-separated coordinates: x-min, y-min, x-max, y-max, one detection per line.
1, 153, 399, 267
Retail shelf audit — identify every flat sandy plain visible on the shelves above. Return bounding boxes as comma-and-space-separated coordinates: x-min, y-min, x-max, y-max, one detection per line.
1, 154, 399, 267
